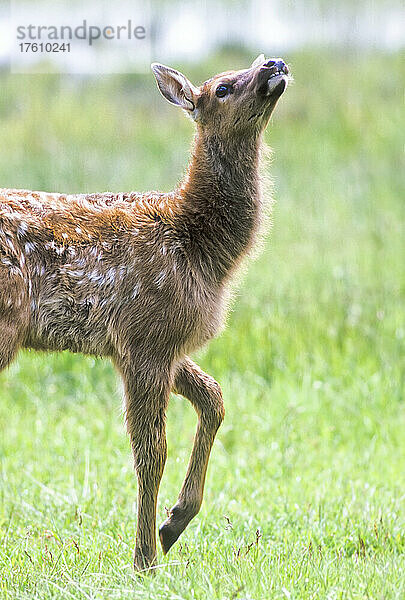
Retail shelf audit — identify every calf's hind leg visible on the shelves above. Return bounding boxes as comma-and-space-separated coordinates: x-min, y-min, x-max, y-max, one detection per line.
159, 357, 225, 554
0, 278, 27, 372
0, 320, 21, 371
0, 320, 22, 372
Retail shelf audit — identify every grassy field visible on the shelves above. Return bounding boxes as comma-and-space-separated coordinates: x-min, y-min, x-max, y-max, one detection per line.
0, 49, 404, 599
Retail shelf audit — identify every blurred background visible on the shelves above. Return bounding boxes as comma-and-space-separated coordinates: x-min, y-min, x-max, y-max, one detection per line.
0, 1, 404, 597
1, 0, 404, 71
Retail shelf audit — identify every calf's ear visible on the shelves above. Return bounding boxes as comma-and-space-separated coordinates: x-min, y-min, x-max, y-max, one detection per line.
251, 54, 265, 68
151, 63, 199, 113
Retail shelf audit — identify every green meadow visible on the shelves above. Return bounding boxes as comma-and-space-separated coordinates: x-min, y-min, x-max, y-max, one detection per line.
0, 49, 404, 598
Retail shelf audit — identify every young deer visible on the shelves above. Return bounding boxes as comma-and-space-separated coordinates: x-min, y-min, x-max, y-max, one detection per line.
0, 54, 289, 570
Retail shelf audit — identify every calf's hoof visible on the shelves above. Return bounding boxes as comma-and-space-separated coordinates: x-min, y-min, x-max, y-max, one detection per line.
133, 548, 157, 574
159, 503, 198, 555
159, 519, 181, 555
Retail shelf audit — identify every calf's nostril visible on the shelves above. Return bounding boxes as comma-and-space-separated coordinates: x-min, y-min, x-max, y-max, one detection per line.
275, 60, 288, 74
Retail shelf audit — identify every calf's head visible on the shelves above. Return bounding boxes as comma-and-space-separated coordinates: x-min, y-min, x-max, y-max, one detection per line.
151, 54, 290, 139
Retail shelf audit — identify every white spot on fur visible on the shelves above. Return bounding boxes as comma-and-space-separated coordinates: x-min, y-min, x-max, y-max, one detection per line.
6, 238, 16, 253
90, 246, 102, 261
25, 242, 36, 254
45, 241, 64, 255
87, 269, 106, 285
105, 267, 116, 284
17, 222, 28, 237
155, 270, 166, 286
131, 283, 140, 299
33, 264, 45, 276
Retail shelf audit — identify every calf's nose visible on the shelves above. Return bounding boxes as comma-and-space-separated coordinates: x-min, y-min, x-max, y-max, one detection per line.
264, 58, 288, 74
275, 59, 288, 74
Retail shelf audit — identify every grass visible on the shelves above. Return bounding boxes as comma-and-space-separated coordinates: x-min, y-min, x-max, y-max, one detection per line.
0, 48, 404, 598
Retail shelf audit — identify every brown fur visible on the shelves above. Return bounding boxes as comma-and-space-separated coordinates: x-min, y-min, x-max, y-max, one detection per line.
0, 56, 289, 570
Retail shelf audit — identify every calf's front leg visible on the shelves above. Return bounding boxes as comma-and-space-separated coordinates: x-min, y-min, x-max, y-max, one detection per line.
120, 364, 170, 571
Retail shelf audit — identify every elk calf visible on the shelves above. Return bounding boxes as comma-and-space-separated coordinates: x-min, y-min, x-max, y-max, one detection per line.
0, 55, 289, 571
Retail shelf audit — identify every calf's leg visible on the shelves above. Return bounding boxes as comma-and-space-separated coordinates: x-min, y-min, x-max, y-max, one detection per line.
0, 285, 27, 371
119, 364, 170, 571
0, 319, 22, 371
159, 357, 224, 554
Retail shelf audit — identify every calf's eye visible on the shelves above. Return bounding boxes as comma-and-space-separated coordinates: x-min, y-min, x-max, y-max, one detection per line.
215, 85, 230, 98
